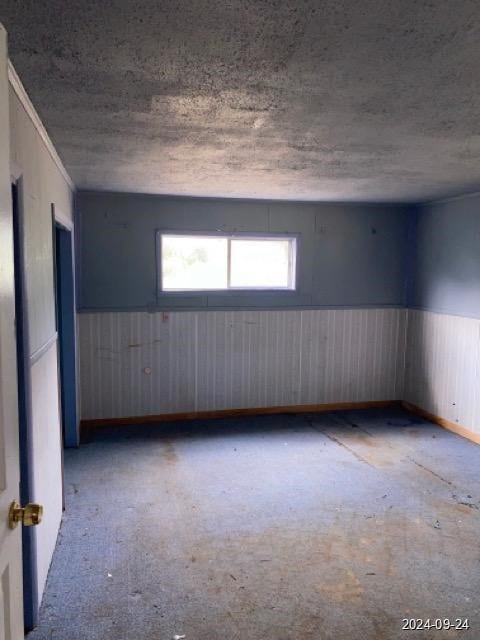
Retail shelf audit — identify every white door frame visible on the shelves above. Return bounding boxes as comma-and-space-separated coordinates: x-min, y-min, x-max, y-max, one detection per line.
0, 22, 26, 640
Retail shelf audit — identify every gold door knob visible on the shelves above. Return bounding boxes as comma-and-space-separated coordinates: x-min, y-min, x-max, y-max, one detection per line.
8, 501, 43, 529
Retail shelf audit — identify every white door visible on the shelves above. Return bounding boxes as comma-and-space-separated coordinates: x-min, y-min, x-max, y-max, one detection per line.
0, 23, 25, 640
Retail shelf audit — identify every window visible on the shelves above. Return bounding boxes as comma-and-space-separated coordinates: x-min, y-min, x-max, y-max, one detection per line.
159, 233, 297, 292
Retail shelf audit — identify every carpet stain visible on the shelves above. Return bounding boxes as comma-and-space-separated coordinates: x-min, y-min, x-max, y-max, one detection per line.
161, 440, 179, 464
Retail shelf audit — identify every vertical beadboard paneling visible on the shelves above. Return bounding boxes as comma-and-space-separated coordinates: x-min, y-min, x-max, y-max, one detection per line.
79, 312, 196, 420
79, 308, 407, 420
405, 309, 480, 436
299, 308, 405, 404
196, 310, 302, 411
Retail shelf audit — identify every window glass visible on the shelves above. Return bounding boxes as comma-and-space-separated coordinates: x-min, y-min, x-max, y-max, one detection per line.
160, 234, 296, 291
161, 235, 228, 290
230, 239, 292, 288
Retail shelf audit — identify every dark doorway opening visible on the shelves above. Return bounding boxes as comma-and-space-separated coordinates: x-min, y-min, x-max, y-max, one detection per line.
53, 219, 78, 449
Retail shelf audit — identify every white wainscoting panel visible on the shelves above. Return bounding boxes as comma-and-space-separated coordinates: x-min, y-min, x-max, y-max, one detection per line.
79, 311, 197, 419
300, 309, 406, 404
196, 311, 302, 410
79, 308, 406, 420
405, 309, 480, 435
30, 340, 63, 599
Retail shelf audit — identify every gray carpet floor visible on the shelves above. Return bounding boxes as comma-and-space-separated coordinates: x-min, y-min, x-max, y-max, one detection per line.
28, 408, 480, 639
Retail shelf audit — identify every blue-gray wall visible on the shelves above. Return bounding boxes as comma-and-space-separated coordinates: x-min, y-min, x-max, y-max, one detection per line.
408, 193, 480, 319
76, 191, 412, 311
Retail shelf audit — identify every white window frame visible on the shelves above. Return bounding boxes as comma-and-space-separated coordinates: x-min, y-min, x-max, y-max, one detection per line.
157, 231, 297, 293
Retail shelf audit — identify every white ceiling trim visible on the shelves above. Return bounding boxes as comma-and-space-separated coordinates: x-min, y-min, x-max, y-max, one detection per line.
8, 59, 75, 190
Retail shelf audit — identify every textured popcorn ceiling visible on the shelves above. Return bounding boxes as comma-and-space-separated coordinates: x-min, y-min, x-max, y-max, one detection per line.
2, 0, 480, 201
